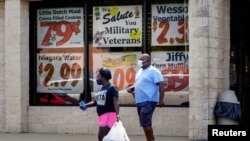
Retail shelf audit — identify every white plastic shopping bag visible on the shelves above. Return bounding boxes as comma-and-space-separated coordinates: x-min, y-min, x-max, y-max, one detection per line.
103, 121, 130, 141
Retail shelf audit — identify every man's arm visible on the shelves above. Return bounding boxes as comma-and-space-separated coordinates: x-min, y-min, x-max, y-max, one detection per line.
158, 81, 165, 107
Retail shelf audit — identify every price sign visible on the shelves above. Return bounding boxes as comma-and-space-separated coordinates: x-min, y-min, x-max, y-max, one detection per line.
37, 8, 84, 48
95, 67, 137, 91
93, 52, 140, 92
151, 4, 189, 46
37, 53, 84, 93
161, 67, 189, 92
40, 20, 81, 46
151, 51, 189, 92
152, 20, 188, 45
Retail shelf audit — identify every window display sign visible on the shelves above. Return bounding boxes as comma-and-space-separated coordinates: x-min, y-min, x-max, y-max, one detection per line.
151, 51, 189, 92
36, 53, 84, 93
151, 4, 189, 46
93, 6, 142, 47
92, 52, 141, 104
37, 8, 84, 48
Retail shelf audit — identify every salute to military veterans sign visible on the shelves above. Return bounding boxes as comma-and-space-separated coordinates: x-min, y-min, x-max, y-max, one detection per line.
93, 5, 142, 47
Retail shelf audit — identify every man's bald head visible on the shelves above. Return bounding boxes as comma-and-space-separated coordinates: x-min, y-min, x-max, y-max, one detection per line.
139, 53, 151, 69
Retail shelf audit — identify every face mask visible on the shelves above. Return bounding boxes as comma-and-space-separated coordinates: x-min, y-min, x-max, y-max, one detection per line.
96, 79, 102, 85
137, 60, 143, 68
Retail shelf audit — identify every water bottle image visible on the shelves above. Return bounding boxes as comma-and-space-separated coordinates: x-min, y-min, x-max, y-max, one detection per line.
79, 100, 87, 111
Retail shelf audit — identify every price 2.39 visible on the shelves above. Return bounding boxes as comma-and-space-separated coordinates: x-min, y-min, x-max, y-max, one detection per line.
153, 20, 188, 45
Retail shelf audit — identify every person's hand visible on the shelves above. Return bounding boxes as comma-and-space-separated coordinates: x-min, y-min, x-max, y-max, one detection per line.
158, 100, 165, 107
79, 101, 87, 111
126, 83, 134, 93
79, 106, 86, 111
126, 87, 133, 93
116, 115, 120, 122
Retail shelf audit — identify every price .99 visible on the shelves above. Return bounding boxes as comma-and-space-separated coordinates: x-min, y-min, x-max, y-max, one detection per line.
39, 62, 82, 87
161, 67, 189, 92
112, 67, 136, 90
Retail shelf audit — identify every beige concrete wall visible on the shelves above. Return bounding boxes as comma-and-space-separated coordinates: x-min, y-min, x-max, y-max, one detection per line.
28, 106, 188, 136
4, 0, 29, 132
188, 0, 230, 140
0, 0, 6, 132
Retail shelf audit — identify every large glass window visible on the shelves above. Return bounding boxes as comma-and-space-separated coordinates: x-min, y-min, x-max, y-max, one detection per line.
149, 0, 189, 106
30, 0, 189, 107
29, 0, 85, 105
88, 0, 143, 106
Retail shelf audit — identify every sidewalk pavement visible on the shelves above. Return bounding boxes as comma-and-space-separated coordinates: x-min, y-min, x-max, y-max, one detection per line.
0, 133, 188, 141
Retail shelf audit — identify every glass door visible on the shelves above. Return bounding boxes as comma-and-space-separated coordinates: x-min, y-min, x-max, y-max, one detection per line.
230, 0, 250, 125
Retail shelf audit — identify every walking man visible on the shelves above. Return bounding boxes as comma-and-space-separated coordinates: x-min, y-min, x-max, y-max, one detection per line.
127, 53, 165, 141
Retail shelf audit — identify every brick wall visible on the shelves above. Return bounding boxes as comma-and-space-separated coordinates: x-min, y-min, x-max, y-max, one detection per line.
188, 0, 230, 140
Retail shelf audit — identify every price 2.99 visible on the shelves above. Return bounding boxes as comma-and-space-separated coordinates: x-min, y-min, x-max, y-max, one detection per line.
39, 62, 82, 87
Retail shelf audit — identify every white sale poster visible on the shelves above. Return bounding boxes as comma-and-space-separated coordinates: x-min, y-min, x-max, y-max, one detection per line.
92, 52, 141, 92
151, 51, 189, 92
37, 8, 84, 48
92, 5, 142, 47
36, 53, 84, 93
151, 4, 189, 46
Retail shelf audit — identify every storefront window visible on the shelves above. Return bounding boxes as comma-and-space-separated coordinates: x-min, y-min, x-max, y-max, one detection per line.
150, 0, 189, 50
29, 1, 85, 105
29, 0, 188, 106
150, 1, 189, 106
